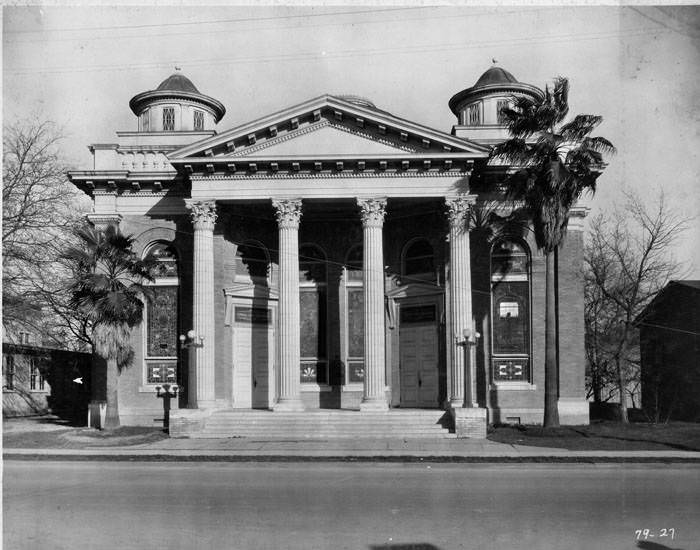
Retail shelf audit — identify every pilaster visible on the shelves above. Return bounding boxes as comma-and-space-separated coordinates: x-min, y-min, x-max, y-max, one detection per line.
272, 198, 305, 411
357, 197, 389, 411
185, 199, 217, 409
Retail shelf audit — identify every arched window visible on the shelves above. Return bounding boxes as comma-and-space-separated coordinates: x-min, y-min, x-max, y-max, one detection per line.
490, 239, 531, 383
299, 244, 328, 384
235, 241, 270, 284
403, 238, 435, 281
344, 244, 364, 383
143, 242, 179, 386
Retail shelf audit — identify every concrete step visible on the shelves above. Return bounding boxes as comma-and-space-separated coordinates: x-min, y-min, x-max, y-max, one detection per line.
199, 409, 454, 438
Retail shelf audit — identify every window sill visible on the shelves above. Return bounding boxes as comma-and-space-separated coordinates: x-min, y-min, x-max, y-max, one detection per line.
342, 383, 364, 392
490, 382, 537, 391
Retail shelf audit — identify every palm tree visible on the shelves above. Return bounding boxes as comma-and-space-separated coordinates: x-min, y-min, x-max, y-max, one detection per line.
491, 77, 615, 428
65, 225, 154, 429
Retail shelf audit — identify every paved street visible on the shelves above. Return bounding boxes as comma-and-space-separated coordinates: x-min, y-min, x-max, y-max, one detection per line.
4, 461, 699, 550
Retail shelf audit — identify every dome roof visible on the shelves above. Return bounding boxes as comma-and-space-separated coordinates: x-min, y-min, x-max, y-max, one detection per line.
448, 64, 543, 116
129, 72, 226, 122
156, 73, 200, 94
472, 66, 519, 88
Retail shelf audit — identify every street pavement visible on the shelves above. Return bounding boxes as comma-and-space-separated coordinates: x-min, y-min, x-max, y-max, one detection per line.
4, 460, 699, 550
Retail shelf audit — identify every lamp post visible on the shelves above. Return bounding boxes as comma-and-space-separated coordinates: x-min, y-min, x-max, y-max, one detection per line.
155, 384, 181, 431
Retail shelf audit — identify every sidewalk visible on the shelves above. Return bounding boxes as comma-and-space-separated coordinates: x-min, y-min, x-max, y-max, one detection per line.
5, 436, 700, 462
4, 416, 700, 462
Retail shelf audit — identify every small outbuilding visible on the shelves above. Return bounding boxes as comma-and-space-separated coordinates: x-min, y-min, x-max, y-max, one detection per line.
637, 280, 700, 422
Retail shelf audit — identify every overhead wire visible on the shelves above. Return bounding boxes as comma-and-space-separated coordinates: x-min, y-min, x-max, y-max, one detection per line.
7, 25, 671, 76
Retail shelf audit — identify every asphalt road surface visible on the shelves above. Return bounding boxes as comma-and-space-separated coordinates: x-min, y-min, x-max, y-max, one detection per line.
4, 461, 699, 550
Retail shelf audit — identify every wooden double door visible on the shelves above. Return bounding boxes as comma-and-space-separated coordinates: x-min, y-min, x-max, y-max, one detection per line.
399, 304, 440, 408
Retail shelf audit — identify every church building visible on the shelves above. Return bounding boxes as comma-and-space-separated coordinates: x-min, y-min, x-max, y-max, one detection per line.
68, 66, 590, 437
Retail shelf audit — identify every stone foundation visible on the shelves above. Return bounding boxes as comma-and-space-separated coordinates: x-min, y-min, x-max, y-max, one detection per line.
451, 406, 487, 439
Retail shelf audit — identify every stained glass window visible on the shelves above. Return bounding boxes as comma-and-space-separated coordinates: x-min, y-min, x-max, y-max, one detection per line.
144, 242, 179, 385
491, 239, 530, 383
145, 243, 178, 278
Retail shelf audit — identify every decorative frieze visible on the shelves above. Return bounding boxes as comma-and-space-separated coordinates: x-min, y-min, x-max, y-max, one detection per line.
185, 199, 217, 231
357, 197, 387, 228
272, 198, 303, 229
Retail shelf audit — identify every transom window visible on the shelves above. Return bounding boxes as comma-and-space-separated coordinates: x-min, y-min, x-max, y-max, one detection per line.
193, 110, 204, 131
491, 238, 531, 383
403, 239, 435, 281
162, 107, 175, 131
143, 242, 179, 385
145, 243, 178, 278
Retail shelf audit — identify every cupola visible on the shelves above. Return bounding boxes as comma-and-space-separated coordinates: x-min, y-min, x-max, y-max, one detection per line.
449, 63, 543, 143
129, 70, 226, 133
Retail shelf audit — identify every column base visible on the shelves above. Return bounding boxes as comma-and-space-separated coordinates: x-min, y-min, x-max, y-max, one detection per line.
451, 406, 487, 439
360, 398, 389, 412
272, 398, 305, 412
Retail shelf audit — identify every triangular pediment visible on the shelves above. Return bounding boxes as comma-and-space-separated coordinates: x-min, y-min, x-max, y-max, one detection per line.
239, 121, 418, 158
169, 95, 490, 163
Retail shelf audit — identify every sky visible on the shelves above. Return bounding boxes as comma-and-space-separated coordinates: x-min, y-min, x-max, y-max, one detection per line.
4, 4, 700, 277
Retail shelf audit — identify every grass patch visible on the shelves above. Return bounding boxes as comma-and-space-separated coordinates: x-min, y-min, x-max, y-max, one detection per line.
3, 424, 168, 449
488, 420, 700, 451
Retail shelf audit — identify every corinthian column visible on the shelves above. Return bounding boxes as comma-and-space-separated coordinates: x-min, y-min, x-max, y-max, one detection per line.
446, 196, 476, 408
272, 198, 305, 411
185, 199, 217, 409
357, 197, 388, 411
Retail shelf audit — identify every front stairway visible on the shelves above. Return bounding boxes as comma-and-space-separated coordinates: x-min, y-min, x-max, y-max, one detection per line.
194, 409, 454, 439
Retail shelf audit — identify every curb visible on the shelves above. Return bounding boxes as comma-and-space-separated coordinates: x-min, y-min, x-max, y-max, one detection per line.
5, 450, 700, 463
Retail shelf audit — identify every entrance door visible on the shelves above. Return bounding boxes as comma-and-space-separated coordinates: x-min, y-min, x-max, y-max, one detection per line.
232, 306, 273, 408
399, 305, 439, 408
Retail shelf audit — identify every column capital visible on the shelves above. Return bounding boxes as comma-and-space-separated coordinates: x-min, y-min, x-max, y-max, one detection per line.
356, 197, 387, 228
86, 213, 122, 229
272, 198, 303, 229
445, 195, 477, 229
186, 199, 217, 231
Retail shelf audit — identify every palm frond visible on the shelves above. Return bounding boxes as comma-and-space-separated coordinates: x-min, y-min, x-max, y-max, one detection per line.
560, 115, 602, 141
551, 77, 570, 123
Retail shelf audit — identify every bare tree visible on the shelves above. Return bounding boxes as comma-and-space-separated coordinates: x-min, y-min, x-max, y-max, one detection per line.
584, 190, 690, 422
2, 119, 90, 348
